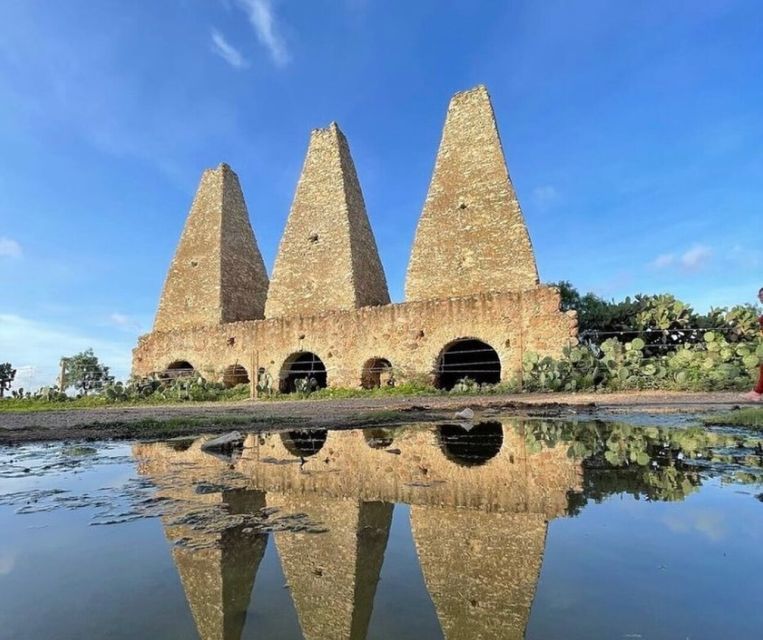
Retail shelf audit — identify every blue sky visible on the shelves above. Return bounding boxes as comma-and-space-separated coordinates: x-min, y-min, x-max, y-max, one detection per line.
0, 0, 761, 388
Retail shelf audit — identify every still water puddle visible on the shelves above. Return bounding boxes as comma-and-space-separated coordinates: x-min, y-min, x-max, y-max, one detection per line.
1, 418, 762, 639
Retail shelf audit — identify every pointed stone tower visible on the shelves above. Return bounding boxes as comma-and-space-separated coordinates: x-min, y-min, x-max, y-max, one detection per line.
153, 164, 269, 331
405, 85, 539, 302
264, 123, 390, 319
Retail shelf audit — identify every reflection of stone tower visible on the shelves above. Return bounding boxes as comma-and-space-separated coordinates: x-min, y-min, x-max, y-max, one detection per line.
411, 507, 546, 640
154, 163, 269, 331
167, 489, 268, 640
134, 441, 268, 640
268, 494, 392, 640
406, 85, 539, 302
265, 123, 390, 319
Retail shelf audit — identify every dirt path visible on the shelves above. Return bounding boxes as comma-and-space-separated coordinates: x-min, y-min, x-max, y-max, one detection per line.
0, 390, 752, 444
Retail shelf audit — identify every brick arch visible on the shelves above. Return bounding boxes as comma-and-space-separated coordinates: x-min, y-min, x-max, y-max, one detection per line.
222, 364, 249, 388
433, 337, 501, 390
164, 359, 196, 379
360, 357, 393, 389
279, 351, 328, 393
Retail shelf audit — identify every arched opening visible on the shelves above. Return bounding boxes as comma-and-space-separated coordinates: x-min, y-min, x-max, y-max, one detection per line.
165, 360, 195, 379
361, 357, 393, 389
222, 364, 249, 388
279, 352, 327, 393
434, 338, 500, 390
280, 429, 328, 458
363, 428, 395, 449
438, 421, 503, 466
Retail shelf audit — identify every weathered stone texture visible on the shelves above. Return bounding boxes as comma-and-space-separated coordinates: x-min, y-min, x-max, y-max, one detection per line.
269, 496, 391, 640
412, 508, 546, 640
135, 421, 582, 640
406, 85, 539, 302
153, 164, 269, 332
134, 287, 577, 388
137, 420, 581, 517
137, 86, 576, 384
265, 123, 390, 319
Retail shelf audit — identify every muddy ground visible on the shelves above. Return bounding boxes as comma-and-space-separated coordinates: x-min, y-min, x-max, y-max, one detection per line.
0, 390, 753, 444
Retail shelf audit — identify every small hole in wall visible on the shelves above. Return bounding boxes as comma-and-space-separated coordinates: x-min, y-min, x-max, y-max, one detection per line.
227, 337, 235, 346
458, 202, 467, 210
504, 339, 510, 348
308, 233, 319, 244
299, 334, 306, 340
417, 330, 425, 338
327, 351, 333, 358
190, 260, 198, 267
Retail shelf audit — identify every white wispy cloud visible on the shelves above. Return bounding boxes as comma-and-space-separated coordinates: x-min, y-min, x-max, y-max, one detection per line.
0, 314, 133, 391
650, 253, 675, 269
680, 244, 713, 270
210, 29, 249, 69
108, 312, 142, 332
237, 0, 290, 66
0, 237, 22, 258
649, 244, 713, 272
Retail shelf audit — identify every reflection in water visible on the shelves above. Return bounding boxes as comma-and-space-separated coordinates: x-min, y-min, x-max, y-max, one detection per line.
280, 429, 329, 458
362, 428, 395, 449
270, 496, 391, 640
437, 421, 503, 466
136, 420, 580, 640
131, 419, 763, 640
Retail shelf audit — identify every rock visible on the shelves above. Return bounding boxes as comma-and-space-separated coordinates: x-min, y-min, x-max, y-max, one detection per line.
454, 408, 475, 420
200, 431, 244, 451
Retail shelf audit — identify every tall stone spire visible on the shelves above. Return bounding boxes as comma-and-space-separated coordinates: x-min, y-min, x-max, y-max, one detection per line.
264, 123, 390, 319
405, 85, 539, 302
153, 164, 269, 332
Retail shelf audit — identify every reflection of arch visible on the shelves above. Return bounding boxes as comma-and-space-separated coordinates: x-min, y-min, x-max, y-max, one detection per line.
222, 364, 249, 388
434, 338, 501, 389
363, 428, 395, 449
279, 352, 327, 393
360, 357, 393, 389
165, 360, 196, 378
280, 429, 328, 458
438, 422, 503, 467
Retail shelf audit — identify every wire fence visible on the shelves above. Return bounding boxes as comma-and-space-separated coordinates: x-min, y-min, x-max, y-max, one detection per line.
3, 325, 760, 396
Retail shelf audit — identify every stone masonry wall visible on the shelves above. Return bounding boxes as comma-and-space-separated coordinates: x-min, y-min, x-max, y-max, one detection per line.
264, 123, 390, 319
140, 85, 576, 382
134, 286, 576, 388
406, 85, 539, 301
153, 164, 269, 331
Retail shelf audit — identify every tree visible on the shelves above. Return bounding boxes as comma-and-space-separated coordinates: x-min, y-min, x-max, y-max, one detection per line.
0, 363, 16, 398
62, 349, 114, 396
552, 280, 581, 312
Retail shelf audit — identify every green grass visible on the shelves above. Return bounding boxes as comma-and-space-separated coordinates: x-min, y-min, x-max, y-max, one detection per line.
0, 380, 520, 413
702, 408, 763, 429
0, 396, 112, 412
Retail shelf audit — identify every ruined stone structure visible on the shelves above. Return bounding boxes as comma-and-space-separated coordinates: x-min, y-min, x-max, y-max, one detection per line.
133, 85, 576, 389
134, 419, 583, 640
265, 123, 390, 319
406, 85, 539, 301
